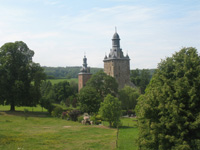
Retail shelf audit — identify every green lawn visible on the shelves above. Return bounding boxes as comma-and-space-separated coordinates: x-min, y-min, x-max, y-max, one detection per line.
117, 117, 138, 150
47, 78, 78, 85
0, 105, 47, 112
0, 111, 116, 150
0, 105, 138, 150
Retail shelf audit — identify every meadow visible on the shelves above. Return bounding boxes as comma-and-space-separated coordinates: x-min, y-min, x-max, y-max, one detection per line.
0, 106, 138, 150
47, 78, 78, 85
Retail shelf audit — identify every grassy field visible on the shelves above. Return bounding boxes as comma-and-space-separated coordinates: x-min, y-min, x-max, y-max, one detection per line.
0, 105, 47, 112
117, 117, 138, 150
0, 105, 138, 150
0, 111, 116, 150
47, 78, 78, 85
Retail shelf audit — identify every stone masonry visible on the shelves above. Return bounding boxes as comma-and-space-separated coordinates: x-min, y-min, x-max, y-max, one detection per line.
103, 31, 132, 89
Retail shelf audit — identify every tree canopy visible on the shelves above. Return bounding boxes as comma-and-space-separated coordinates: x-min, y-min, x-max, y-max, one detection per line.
130, 69, 152, 94
78, 71, 118, 114
0, 41, 46, 111
119, 85, 140, 112
136, 47, 200, 150
99, 94, 121, 128
78, 86, 101, 114
86, 70, 118, 99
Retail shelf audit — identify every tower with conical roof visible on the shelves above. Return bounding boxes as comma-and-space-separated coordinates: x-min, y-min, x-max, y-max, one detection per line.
103, 30, 132, 89
78, 55, 92, 92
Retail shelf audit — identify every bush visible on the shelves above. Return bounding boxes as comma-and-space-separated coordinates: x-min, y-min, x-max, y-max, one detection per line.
62, 111, 70, 120
90, 114, 102, 125
51, 106, 63, 117
78, 115, 83, 123
68, 109, 80, 121
122, 110, 127, 116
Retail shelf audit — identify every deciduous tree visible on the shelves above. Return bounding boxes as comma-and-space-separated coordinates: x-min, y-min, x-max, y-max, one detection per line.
136, 47, 200, 150
0, 41, 46, 111
99, 94, 121, 127
119, 85, 140, 112
86, 70, 118, 99
78, 86, 101, 114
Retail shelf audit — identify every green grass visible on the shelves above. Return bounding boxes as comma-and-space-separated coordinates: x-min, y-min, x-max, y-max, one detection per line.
117, 117, 138, 150
0, 105, 138, 150
47, 78, 78, 85
0, 105, 47, 112
0, 111, 116, 150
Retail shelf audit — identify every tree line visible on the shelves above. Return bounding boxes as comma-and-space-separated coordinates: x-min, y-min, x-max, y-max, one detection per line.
1, 41, 199, 149
43, 66, 102, 79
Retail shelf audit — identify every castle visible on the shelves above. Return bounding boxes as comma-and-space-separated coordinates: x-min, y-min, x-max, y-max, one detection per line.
78, 31, 132, 91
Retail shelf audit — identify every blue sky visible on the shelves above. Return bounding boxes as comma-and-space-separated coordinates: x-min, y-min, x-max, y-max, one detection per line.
0, 0, 199, 69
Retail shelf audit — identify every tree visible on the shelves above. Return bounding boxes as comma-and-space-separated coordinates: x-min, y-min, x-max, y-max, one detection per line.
131, 69, 151, 94
86, 70, 118, 99
53, 81, 72, 104
78, 86, 101, 114
119, 85, 140, 112
0, 41, 46, 111
136, 47, 200, 150
99, 94, 121, 127
40, 81, 55, 112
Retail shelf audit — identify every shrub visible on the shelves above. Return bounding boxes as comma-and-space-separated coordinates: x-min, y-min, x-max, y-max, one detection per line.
68, 109, 80, 121
122, 110, 127, 116
51, 106, 63, 117
78, 115, 83, 123
62, 111, 69, 120
90, 114, 102, 125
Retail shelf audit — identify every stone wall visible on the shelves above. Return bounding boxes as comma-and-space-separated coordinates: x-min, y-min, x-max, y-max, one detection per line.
104, 58, 131, 89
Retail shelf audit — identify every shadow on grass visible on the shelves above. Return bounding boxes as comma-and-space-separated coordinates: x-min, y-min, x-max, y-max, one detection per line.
0, 111, 49, 118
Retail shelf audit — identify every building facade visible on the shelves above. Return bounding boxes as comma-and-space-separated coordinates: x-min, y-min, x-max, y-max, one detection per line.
78, 55, 92, 92
103, 31, 132, 89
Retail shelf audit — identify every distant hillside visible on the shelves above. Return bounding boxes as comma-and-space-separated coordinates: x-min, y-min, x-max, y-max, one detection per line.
42, 66, 156, 79
42, 66, 103, 79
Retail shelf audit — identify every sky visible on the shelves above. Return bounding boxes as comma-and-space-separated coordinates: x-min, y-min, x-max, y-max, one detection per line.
0, 0, 199, 69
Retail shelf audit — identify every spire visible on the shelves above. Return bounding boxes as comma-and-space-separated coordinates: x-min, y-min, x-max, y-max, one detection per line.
115, 26, 117, 33
80, 55, 89, 73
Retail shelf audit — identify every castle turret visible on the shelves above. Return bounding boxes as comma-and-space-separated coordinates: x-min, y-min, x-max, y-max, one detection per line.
78, 55, 92, 92
104, 30, 133, 89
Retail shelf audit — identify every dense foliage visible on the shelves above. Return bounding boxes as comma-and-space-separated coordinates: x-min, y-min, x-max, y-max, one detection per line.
43, 66, 102, 79
40, 80, 78, 113
86, 70, 118, 98
119, 86, 140, 113
0, 41, 46, 111
78, 71, 118, 114
78, 86, 101, 114
130, 69, 153, 94
136, 47, 200, 150
99, 94, 121, 128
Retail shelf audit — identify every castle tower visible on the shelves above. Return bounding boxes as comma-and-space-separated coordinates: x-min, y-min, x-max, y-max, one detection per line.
78, 55, 92, 92
103, 31, 132, 89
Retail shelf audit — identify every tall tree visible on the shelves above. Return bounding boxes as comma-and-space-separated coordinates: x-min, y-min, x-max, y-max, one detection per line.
53, 81, 72, 103
86, 70, 118, 99
99, 94, 121, 128
0, 41, 46, 111
119, 86, 140, 112
131, 69, 151, 94
79, 86, 101, 114
136, 47, 200, 150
